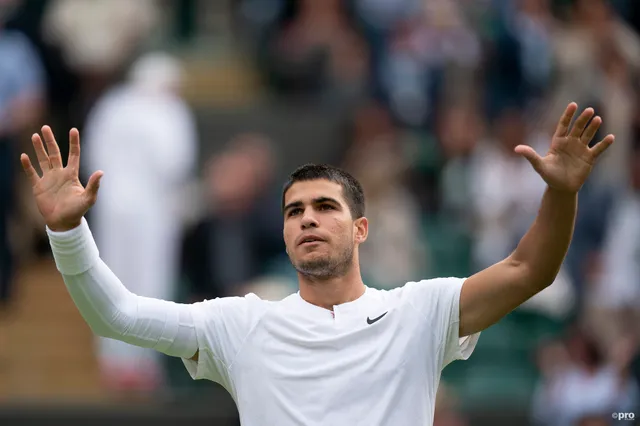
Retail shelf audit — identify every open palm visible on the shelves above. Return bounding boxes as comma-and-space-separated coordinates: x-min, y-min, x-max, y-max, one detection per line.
20, 126, 103, 232
514, 103, 615, 193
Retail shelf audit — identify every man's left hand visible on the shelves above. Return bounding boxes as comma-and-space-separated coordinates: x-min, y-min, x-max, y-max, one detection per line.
515, 102, 615, 193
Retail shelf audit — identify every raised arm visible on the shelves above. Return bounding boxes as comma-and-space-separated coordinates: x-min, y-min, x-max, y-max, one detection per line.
459, 103, 615, 337
47, 218, 200, 360
21, 126, 200, 361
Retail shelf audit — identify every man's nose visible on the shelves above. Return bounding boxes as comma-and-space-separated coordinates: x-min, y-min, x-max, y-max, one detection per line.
300, 211, 319, 229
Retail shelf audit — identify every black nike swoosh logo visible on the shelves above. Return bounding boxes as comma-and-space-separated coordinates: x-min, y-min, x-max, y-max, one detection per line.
367, 312, 388, 325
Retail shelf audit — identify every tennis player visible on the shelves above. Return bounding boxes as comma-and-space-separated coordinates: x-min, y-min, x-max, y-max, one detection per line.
20, 102, 613, 425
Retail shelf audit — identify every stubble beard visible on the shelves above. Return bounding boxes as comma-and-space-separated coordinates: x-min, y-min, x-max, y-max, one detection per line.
293, 244, 354, 280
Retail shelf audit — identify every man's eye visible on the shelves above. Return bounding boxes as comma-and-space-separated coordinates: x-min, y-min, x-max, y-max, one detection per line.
289, 208, 302, 216
319, 204, 334, 210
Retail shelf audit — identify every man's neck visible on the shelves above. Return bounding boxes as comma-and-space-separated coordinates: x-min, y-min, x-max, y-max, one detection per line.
298, 268, 366, 310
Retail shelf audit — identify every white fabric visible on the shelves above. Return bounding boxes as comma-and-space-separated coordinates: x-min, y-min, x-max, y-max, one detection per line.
47, 219, 198, 360
83, 83, 197, 223
48, 220, 479, 425
183, 278, 479, 426
82, 80, 197, 372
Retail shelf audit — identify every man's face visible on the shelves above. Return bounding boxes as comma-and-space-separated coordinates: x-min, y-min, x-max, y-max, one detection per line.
283, 179, 367, 279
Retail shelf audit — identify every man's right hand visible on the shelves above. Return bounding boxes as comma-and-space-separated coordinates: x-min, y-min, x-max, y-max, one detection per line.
20, 126, 103, 232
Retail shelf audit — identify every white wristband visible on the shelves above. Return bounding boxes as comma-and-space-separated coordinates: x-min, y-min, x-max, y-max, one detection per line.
46, 217, 100, 276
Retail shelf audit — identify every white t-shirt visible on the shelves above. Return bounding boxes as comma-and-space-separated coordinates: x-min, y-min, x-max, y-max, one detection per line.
182, 278, 479, 426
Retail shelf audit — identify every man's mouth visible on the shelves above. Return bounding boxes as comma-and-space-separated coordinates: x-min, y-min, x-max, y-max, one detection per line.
298, 236, 325, 246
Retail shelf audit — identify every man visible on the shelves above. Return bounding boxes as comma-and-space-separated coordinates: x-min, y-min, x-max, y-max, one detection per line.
20, 103, 613, 425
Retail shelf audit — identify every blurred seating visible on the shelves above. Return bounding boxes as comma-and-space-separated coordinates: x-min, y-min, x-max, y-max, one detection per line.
0, 259, 103, 402
443, 310, 565, 411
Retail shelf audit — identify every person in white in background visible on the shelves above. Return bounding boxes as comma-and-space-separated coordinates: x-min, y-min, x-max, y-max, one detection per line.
81, 52, 198, 394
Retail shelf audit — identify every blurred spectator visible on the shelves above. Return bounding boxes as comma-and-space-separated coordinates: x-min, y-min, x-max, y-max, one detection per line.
467, 106, 576, 318
180, 133, 283, 301
259, 0, 369, 98
0, 0, 45, 310
591, 35, 636, 191
469, 106, 547, 269
562, 155, 616, 312
555, 36, 635, 311
343, 117, 430, 289
82, 52, 198, 396
353, 0, 421, 101
377, 0, 482, 126
468, 107, 574, 318
585, 134, 640, 351
437, 100, 483, 224
42, 0, 161, 123
548, 0, 640, 190
484, 0, 555, 117
531, 326, 639, 426
512, 0, 555, 97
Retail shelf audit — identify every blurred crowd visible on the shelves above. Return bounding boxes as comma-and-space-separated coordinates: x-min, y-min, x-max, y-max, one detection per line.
1, 0, 640, 425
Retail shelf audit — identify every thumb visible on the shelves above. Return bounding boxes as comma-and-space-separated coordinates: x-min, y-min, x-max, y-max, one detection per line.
83, 170, 104, 206
514, 145, 544, 174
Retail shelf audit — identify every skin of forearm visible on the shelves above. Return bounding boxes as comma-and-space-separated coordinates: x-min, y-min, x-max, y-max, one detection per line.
508, 186, 578, 289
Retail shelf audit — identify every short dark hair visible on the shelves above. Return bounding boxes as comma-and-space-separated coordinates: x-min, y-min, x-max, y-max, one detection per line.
282, 164, 365, 218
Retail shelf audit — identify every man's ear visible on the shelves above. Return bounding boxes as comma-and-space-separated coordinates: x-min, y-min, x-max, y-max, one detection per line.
354, 217, 368, 244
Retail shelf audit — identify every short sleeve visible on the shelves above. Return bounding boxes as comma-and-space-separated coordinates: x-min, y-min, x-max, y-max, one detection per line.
181, 293, 268, 386
404, 277, 480, 369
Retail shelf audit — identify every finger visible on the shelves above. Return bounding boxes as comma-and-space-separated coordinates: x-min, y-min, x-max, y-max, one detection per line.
555, 102, 578, 137
83, 170, 104, 206
514, 145, 544, 174
590, 134, 615, 159
68, 128, 81, 172
580, 116, 602, 145
41, 125, 63, 169
20, 153, 40, 186
569, 107, 595, 138
31, 133, 51, 173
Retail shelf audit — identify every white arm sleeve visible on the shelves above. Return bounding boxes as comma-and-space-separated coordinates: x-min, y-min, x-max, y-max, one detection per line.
46, 217, 198, 359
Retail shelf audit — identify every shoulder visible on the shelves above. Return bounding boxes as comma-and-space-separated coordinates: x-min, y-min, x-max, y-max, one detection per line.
394, 277, 467, 297
193, 293, 273, 314
389, 277, 467, 312
364, 278, 466, 307
190, 293, 275, 328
